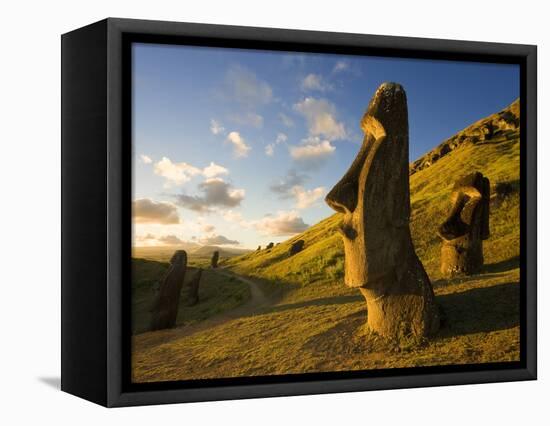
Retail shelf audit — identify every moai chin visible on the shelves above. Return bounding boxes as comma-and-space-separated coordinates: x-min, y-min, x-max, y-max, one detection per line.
211, 251, 219, 268
325, 82, 439, 340
150, 250, 187, 331
438, 172, 490, 276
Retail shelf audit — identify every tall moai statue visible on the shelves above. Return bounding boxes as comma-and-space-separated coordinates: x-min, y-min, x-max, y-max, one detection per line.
325, 82, 439, 340
187, 268, 202, 306
150, 250, 187, 331
438, 172, 490, 276
211, 251, 219, 268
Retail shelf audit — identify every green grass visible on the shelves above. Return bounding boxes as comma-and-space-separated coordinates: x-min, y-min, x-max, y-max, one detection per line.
132, 259, 250, 334
131, 101, 521, 382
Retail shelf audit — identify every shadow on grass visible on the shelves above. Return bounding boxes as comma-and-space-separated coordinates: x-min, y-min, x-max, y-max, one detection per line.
266, 294, 363, 315
481, 256, 520, 274
437, 281, 519, 336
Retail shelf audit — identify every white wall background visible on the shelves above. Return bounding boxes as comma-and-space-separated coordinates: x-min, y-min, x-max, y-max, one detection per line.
0, 0, 546, 423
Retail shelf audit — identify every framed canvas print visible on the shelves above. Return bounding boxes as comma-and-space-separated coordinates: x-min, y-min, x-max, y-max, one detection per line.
61, 18, 537, 407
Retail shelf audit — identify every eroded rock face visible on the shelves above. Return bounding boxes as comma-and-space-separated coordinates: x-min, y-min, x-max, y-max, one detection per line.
187, 268, 202, 306
211, 251, 219, 268
438, 172, 490, 276
325, 82, 439, 340
289, 239, 305, 256
150, 250, 187, 331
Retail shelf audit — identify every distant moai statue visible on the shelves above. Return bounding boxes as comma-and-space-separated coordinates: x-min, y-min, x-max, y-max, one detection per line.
187, 268, 202, 306
266, 242, 274, 250
438, 172, 490, 276
325, 82, 439, 340
289, 239, 305, 256
256, 245, 261, 251
150, 250, 187, 331
211, 251, 219, 268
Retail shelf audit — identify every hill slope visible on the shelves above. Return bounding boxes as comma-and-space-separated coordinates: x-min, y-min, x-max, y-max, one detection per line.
132, 99, 520, 382
225, 98, 520, 287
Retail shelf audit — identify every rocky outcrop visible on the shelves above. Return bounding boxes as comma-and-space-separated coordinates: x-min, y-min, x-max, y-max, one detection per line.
325, 82, 439, 340
438, 172, 490, 276
289, 240, 305, 256
410, 99, 519, 175
211, 251, 219, 268
150, 250, 187, 331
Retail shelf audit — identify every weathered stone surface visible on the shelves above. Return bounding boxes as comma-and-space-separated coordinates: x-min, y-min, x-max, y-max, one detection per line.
289, 239, 305, 256
211, 251, 219, 268
266, 242, 274, 250
438, 172, 490, 276
186, 268, 202, 306
325, 82, 439, 340
150, 250, 187, 331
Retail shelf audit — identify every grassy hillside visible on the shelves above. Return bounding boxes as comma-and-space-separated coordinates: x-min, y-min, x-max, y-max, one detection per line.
132, 259, 250, 334
132, 99, 521, 382
133, 245, 251, 266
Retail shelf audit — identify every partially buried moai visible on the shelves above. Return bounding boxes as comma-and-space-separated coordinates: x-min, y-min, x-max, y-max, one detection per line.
438, 172, 490, 276
211, 251, 219, 268
150, 250, 187, 331
187, 268, 202, 306
325, 82, 439, 340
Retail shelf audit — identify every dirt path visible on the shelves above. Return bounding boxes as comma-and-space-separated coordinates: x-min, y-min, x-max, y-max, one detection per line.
133, 269, 275, 351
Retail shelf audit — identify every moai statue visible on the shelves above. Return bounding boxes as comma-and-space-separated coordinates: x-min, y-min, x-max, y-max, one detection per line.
325, 82, 439, 340
438, 172, 490, 276
289, 239, 305, 256
150, 250, 187, 331
211, 250, 219, 268
256, 245, 261, 251
266, 242, 274, 250
187, 268, 202, 306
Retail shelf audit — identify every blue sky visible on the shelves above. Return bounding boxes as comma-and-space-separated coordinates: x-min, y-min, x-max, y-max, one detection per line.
132, 42, 519, 249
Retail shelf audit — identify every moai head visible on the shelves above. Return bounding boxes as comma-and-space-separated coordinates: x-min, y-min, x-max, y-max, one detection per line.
325, 82, 411, 290
438, 172, 490, 276
170, 250, 187, 266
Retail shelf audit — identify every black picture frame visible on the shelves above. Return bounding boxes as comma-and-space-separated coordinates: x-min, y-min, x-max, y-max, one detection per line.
61, 17, 537, 407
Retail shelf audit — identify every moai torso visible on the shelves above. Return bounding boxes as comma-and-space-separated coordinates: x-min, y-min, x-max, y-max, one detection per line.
150, 250, 187, 331
438, 172, 490, 276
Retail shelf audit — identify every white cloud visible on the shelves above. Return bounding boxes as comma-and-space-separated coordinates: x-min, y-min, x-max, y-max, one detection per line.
224, 65, 273, 106
133, 198, 180, 224
175, 178, 245, 213
199, 234, 240, 246
332, 60, 350, 73
276, 133, 288, 144
279, 113, 294, 128
227, 131, 251, 158
154, 157, 229, 187
201, 223, 216, 233
290, 137, 335, 160
210, 119, 225, 135
301, 73, 332, 92
154, 157, 201, 187
291, 186, 326, 209
265, 133, 287, 157
270, 170, 308, 196
253, 210, 309, 236
293, 97, 346, 140
202, 162, 229, 178
229, 112, 264, 128
140, 154, 152, 164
